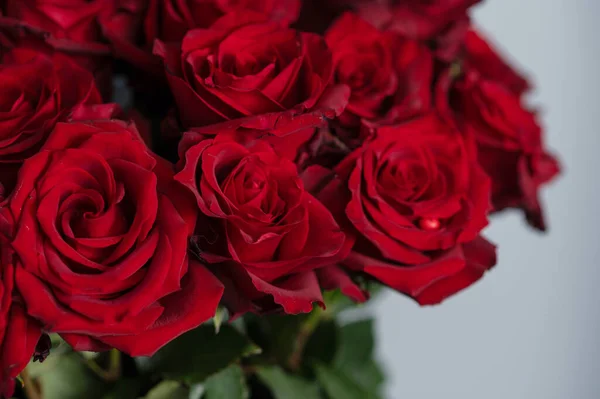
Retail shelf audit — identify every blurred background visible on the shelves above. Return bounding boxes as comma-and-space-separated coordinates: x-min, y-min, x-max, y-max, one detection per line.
373, 1, 600, 398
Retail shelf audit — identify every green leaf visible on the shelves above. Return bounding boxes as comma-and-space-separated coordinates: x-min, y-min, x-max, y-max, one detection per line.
347, 360, 385, 393
28, 352, 109, 399
101, 379, 143, 399
49, 333, 65, 350
141, 324, 260, 384
245, 313, 308, 364
316, 319, 384, 394
203, 365, 248, 399
329, 319, 385, 395
303, 319, 338, 365
142, 381, 189, 399
256, 366, 321, 399
314, 363, 379, 399
322, 290, 355, 316
333, 319, 374, 369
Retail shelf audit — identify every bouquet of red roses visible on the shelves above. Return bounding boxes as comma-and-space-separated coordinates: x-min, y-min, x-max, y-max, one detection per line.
0, 1, 559, 398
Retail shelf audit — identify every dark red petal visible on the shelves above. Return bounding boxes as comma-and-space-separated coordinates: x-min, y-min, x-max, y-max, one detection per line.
99, 261, 224, 357
317, 265, 368, 303
414, 237, 497, 305
248, 270, 324, 314
346, 246, 465, 298
0, 304, 42, 398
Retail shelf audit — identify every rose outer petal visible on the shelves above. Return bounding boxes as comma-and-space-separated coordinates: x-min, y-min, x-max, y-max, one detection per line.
248, 270, 325, 315
0, 304, 42, 398
98, 261, 224, 357
316, 264, 368, 303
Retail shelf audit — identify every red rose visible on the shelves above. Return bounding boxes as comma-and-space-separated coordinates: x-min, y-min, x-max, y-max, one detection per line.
462, 29, 531, 96
183, 108, 337, 162
0, 47, 102, 195
3, 0, 139, 48
315, 265, 369, 303
326, 12, 432, 129
98, 0, 146, 45
445, 70, 560, 230
5, 0, 105, 43
0, 208, 41, 399
357, 0, 480, 60
146, 0, 299, 43
154, 11, 348, 129
106, 0, 301, 76
309, 115, 496, 304
8, 120, 224, 356
175, 127, 349, 315
0, 0, 139, 96
1, 0, 126, 57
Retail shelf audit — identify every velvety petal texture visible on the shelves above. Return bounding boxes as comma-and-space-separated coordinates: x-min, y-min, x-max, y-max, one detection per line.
175, 125, 349, 314
316, 264, 368, 303
313, 114, 496, 304
182, 108, 341, 162
0, 207, 42, 399
7, 120, 223, 357
0, 47, 102, 195
154, 11, 347, 129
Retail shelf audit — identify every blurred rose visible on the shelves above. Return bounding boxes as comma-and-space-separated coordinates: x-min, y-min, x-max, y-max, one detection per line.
326, 12, 432, 129
106, 0, 301, 75
462, 29, 531, 96
154, 11, 348, 128
146, 0, 300, 42
0, 47, 102, 195
444, 69, 560, 230
356, 0, 480, 60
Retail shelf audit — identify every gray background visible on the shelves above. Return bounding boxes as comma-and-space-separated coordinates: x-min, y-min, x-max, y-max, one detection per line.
373, 1, 600, 398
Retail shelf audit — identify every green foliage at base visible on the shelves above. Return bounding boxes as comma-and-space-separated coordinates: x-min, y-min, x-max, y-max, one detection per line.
16, 288, 386, 399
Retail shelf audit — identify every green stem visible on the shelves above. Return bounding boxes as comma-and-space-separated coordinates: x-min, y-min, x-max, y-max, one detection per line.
21, 367, 42, 399
287, 307, 323, 371
84, 349, 121, 382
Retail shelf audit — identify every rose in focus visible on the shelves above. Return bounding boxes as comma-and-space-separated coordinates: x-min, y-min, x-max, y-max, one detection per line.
310, 115, 496, 304
175, 126, 349, 315
7, 120, 224, 357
